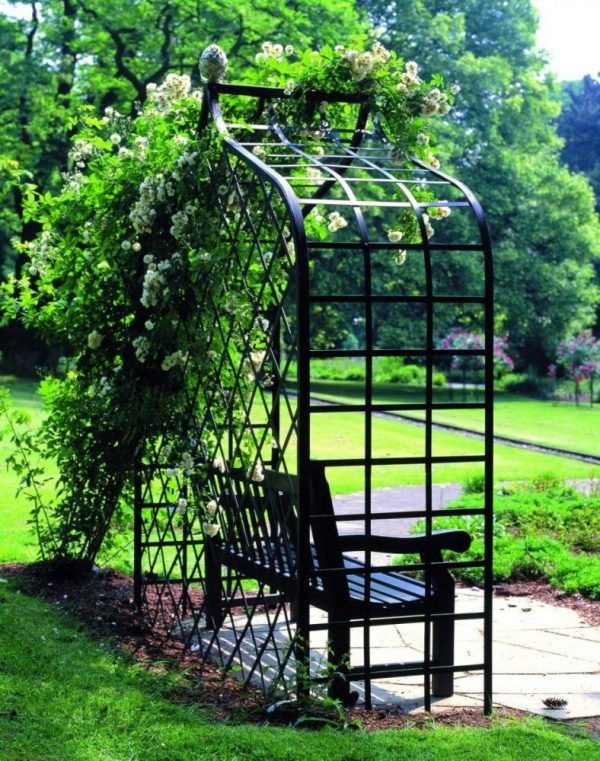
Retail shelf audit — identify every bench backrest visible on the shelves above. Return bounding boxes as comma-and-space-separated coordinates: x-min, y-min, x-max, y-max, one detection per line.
205, 461, 349, 604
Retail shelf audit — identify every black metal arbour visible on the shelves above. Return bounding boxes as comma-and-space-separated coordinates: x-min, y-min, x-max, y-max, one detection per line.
134, 81, 494, 712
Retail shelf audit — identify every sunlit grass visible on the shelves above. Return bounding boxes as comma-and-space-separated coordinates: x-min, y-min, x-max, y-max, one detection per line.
1, 581, 599, 761
0, 376, 50, 563
309, 379, 600, 457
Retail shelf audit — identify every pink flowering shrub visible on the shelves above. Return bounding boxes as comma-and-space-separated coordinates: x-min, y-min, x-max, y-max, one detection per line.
493, 336, 514, 373
438, 329, 513, 376
553, 330, 599, 389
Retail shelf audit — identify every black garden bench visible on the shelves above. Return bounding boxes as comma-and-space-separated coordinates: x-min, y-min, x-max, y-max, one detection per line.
203, 460, 471, 702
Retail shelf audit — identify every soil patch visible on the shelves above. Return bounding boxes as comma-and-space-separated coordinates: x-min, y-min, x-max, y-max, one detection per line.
494, 581, 600, 627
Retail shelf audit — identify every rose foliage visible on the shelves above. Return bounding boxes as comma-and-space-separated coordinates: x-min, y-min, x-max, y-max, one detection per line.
4, 42, 456, 563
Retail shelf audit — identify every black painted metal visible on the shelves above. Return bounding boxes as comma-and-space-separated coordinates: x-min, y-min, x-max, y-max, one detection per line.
133, 82, 494, 713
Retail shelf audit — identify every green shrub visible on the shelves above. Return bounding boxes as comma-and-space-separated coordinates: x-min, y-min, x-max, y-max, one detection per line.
462, 473, 485, 494
501, 373, 553, 397
298, 357, 447, 387
397, 479, 600, 598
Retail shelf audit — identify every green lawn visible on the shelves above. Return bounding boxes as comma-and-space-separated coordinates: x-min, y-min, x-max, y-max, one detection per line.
308, 408, 598, 494
1, 580, 598, 761
309, 379, 600, 457
2, 377, 599, 569
0, 377, 51, 564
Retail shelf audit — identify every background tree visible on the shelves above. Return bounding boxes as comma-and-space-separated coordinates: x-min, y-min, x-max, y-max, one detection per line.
558, 74, 600, 210
0, 0, 366, 274
357, 0, 600, 371
0, 0, 365, 369
2, 0, 600, 375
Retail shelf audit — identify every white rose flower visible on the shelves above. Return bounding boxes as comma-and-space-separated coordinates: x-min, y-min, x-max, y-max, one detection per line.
175, 498, 188, 516
212, 456, 226, 473
327, 211, 348, 233
202, 522, 220, 538
251, 461, 264, 483
87, 331, 103, 349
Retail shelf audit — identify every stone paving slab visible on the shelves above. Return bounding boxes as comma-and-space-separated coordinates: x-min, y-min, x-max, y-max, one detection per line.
197, 587, 599, 719
546, 627, 600, 644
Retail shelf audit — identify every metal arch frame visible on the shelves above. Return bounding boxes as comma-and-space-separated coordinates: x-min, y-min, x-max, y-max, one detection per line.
134, 81, 494, 713
203, 83, 315, 662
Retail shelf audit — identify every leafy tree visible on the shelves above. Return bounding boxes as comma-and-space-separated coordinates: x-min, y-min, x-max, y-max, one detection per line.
558, 75, 600, 210
0, 0, 366, 274
0, 0, 365, 370
357, 0, 600, 370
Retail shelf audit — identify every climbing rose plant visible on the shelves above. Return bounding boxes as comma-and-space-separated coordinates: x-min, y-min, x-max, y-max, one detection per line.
5, 42, 457, 563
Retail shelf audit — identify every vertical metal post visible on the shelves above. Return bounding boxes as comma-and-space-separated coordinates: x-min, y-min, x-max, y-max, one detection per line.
133, 463, 143, 611
424, 235, 434, 714
271, 312, 281, 469
296, 224, 311, 699
363, 225, 373, 710
483, 222, 495, 716
181, 482, 189, 619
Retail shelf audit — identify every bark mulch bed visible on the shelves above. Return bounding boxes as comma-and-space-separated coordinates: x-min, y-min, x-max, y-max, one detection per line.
1, 561, 598, 738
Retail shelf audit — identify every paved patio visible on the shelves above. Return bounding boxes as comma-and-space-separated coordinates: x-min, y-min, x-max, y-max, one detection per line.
195, 482, 599, 719
203, 589, 599, 719
328, 485, 600, 718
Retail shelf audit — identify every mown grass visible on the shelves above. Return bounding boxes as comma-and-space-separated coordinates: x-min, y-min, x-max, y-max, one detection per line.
308, 410, 598, 493
0, 580, 598, 761
2, 376, 599, 572
0, 377, 50, 564
309, 379, 600, 457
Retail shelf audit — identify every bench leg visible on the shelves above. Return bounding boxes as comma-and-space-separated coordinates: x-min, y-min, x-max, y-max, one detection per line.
327, 616, 358, 705
204, 540, 223, 630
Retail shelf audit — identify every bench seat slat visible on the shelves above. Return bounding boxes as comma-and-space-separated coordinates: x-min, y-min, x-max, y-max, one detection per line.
222, 542, 427, 606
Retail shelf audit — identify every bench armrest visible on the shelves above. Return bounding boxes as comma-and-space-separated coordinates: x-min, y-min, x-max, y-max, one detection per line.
338, 529, 471, 556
